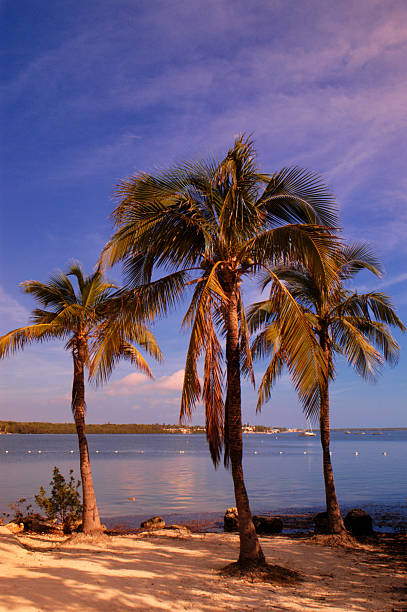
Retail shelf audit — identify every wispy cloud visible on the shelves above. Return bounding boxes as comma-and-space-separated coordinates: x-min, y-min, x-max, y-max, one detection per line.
0, 287, 29, 326
378, 273, 407, 289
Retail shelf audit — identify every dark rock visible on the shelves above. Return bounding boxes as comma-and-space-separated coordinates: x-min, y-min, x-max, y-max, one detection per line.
224, 507, 239, 532
314, 511, 331, 534
344, 508, 373, 536
140, 516, 165, 530
224, 509, 283, 534
253, 515, 283, 534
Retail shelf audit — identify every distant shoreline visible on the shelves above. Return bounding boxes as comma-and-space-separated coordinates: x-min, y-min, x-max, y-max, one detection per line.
1, 420, 406, 435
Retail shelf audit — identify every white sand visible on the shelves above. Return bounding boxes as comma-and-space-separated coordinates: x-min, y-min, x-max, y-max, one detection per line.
0, 526, 405, 611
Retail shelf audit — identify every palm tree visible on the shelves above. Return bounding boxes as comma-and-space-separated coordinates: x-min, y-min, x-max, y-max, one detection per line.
249, 243, 405, 534
0, 263, 161, 534
101, 135, 339, 569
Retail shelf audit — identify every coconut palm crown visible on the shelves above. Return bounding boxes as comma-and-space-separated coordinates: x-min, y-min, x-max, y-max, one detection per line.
101, 134, 340, 568
248, 243, 405, 533
0, 262, 161, 534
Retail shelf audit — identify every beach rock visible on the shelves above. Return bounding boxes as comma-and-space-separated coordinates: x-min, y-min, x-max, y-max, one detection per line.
5, 522, 24, 534
252, 515, 283, 534
224, 507, 239, 532
314, 511, 330, 534
344, 509, 373, 536
140, 516, 165, 530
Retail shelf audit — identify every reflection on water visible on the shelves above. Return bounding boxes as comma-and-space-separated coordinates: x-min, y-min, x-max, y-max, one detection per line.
1, 432, 406, 522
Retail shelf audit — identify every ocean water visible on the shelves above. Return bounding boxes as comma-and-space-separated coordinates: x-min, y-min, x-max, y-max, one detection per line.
1, 431, 406, 530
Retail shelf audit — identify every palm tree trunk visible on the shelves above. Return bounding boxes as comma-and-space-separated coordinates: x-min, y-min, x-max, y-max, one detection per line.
225, 286, 265, 567
319, 342, 346, 534
72, 341, 102, 534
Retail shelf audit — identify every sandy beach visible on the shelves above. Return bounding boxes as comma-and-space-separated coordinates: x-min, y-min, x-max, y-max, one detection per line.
1, 525, 405, 611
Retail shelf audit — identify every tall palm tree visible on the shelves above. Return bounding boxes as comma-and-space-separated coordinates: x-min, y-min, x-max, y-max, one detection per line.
249, 243, 405, 534
101, 135, 339, 568
0, 263, 161, 534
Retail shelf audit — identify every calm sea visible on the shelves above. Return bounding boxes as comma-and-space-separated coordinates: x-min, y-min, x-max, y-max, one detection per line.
1, 431, 406, 531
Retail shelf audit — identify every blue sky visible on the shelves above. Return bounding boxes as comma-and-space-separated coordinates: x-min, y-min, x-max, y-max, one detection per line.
1, 0, 406, 427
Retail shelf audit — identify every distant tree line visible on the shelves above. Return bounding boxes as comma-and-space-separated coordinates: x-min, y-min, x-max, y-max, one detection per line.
0, 421, 287, 434
0, 421, 205, 434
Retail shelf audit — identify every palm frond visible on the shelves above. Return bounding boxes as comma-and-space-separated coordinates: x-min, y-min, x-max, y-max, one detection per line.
182, 262, 227, 330
337, 292, 405, 330
21, 276, 75, 310
258, 166, 339, 228
331, 317, 383, 381
67, 261, 86, 292
252, 273, 326, 420
353, 320, 401, 366
247, 299, 279, 333
89, 315, 162, 386
250, 224, 339, 291
238, 290, 255, 385
202, 309, 224, 466
0, 324, 69, 358
180, 285, 214, 421
339, 242, 382, 280
260, 266, 320, 311
111, 271, 190, 325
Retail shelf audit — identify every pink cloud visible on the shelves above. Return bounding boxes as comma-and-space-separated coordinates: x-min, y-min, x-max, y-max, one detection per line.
106, 370, 185, 397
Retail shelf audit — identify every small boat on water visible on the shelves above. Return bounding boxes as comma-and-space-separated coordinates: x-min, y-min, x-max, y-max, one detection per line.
345, 430, 351, 434
298, 420, 316, 436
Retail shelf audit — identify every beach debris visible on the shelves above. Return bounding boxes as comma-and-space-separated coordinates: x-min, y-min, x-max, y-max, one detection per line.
252, 515, 283, 534
69, 450, 74, 453
224, 507, 239, 532
22, 514, 60, 534
344, 508, 373, 536
114, 450, 119, 453
128, 497, 136, 501
37, 450, 42, 454
303, 451, 307, 454
140, 516, 165, 530
28, 450, 32, 454
382, 451, 387, 456
5, 450, 8, 454
254, 450, 259, 454
179, 450, 185, 453
354, 451, 359, 455
95, 450, 99, 453
279, 451, 284, 454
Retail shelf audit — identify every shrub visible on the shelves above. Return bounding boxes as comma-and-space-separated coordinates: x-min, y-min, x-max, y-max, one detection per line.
35, 466, 82, 533
2, 498, 32, 524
